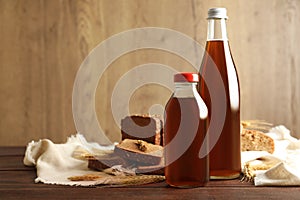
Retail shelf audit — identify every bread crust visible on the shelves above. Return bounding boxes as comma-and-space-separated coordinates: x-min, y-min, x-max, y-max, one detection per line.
114, 139, 163, 165
121, 115, 163, 145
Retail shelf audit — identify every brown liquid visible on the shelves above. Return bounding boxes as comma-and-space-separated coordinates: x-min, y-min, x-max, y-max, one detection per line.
199, 40, 241, 179
164, 97, 208, 187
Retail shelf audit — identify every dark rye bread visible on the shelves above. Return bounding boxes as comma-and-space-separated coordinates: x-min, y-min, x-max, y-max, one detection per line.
121, 115, 163, 145
88, 156, 165, 175
114, 139, 163, 166
88, 153, 127, 171
136, 164, 164, 175
88, 139, 165, 175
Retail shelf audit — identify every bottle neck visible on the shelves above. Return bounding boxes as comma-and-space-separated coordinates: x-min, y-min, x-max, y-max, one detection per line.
207, 18, 228, 41
174, 82, 198, 98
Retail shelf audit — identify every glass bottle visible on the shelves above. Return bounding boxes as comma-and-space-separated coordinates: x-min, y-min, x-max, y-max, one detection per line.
198, 8, 241, 179
165, 72, 208, 188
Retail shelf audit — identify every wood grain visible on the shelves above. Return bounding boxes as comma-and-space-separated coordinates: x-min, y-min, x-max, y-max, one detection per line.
1, 147, 300, 200
0, 0, 299, 145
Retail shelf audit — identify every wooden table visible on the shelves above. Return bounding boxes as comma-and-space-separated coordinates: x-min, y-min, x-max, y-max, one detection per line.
1, 147, 300, 199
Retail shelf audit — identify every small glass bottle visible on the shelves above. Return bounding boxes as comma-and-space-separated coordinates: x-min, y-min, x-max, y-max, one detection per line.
198, 8, 241, 179
165, 72, 208, 188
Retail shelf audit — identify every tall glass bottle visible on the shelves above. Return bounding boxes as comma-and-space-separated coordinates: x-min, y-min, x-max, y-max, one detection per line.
165, 73, 208, 188
198, 8, 241, 179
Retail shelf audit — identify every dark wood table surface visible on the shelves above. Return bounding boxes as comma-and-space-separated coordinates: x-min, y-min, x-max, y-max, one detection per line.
1, 146, 300, 199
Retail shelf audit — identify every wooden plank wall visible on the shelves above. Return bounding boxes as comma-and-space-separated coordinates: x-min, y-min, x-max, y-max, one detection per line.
0, 0, 299, 146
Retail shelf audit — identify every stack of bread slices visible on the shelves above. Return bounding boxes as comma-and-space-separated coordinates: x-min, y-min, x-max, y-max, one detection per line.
88, 114, 164, 175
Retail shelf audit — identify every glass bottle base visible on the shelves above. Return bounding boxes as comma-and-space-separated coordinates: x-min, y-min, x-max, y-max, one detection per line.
167, 180, 206, 188
167, 184, 206, 188
209, 170, 241, 180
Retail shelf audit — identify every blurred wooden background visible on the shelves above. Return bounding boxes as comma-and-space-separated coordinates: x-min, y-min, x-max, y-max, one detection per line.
0, 0, 299, 146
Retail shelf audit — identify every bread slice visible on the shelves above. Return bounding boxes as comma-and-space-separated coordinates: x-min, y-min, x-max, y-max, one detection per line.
136, 164, 164, 175
88, 153, 127, 171
121, 115, 163, 145
114, 139, 163, 165
241, 129, 275, 154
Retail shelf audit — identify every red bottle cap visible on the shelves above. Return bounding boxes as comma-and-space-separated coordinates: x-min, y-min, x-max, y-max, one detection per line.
174, 73, 199, 82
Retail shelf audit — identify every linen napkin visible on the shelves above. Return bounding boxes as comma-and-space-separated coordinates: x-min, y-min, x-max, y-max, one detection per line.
23, 134, 164, 186
242, 125, 300, 186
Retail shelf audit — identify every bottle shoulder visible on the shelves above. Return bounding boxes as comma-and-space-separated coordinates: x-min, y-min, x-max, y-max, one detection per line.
167, 89, 208, 119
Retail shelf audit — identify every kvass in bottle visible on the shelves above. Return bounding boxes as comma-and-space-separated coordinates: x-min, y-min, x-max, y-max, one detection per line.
165, 73, 209, 187
199, 8, 241, 179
